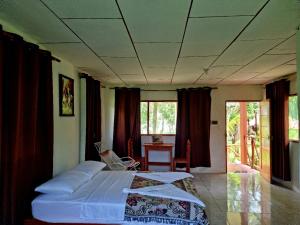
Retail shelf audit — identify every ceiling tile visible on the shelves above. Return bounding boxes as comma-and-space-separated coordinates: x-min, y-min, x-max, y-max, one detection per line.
191, 0, 267, 17
172, 74, 199, 84
174, 56, 216, 77
219, 80, 244, 85
181, 17, 252, 56
239, 0, 300, 40
0, 0, 79, 43
257, 64, 296, 79
43, 43, 115, 77
144, 67, 173, 84
42, 0, 120, 18
197, 78, 221, 85
214, 39, 282, 66
144, 67, 173, 78
136, 43, 180, 67
238, 54, 296, 73
118, 0, 190, 42
104, 77, 124, 85
243, 78, 269, 84
102, 57, 143, 75
227, 72, 260, 80
200, 65, 241, 79
147, 78, 171, 84
65, 19, 135, 57
79, 68, 112, 80
287, 59, 296, 65
268, 36, 296, 54
120, 75, 147, 84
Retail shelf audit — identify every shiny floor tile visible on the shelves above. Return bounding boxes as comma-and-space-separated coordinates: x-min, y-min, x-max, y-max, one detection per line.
192, 173, 300, 225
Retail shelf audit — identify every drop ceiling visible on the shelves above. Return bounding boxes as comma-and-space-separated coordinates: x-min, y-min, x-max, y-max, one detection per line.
0, 0, 299, 85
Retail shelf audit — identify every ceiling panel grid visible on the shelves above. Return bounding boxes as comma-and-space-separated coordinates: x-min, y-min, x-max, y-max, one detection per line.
117, 0, 191, 42
181, 17, 252, 56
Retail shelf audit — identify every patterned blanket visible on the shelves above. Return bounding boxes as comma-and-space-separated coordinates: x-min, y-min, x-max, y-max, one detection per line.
124, 176, 209, 225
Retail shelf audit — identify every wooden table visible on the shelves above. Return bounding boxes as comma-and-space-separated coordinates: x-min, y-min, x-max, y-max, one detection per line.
144, 143, 173, 171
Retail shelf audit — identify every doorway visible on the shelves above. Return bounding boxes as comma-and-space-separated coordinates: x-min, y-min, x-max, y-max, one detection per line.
226, 101, 261, 173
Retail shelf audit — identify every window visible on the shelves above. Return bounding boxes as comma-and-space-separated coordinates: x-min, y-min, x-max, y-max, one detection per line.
141, 101, 177, 135
288, 95, 299, 141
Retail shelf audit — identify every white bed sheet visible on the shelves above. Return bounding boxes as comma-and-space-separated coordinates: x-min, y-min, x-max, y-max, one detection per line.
32, 171, 136, 224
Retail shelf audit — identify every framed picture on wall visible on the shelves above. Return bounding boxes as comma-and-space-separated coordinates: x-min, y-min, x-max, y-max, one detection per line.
59, 74, 74, 116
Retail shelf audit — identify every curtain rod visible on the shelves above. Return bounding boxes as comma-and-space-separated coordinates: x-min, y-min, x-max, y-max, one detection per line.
51, 56, 61, 62
109, 87, 218, 91
79, 73, 106, 88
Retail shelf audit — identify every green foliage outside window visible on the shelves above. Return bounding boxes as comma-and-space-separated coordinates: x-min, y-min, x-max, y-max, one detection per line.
141, 102, 177, 134
289, 96, 299, 141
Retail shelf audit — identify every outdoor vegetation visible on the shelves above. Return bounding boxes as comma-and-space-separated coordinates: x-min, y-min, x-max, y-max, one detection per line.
226, 102, 260, 168
141, 102, 177, 134
288, 96, 299, 140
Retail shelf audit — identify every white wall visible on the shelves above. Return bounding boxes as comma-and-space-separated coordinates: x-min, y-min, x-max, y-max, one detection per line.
195, 85, 263, 173
101, 87, 115, 150
103, 85, 264, 173
52, 61, 80, 175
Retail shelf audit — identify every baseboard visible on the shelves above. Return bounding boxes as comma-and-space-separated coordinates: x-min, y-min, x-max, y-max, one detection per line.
292, 185, 300, 193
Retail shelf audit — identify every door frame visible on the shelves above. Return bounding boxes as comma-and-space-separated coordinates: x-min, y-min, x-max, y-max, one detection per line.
225, 100, 261, 173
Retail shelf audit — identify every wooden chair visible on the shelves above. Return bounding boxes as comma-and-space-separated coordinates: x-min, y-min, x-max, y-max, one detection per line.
94, 141, 139, 171
173, 139, 191, 173
128, 138, 145, 170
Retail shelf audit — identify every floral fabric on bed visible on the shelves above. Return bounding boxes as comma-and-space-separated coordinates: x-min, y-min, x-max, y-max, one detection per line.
124, 176, 209, 225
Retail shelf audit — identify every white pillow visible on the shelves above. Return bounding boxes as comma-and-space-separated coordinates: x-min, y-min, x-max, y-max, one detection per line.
72, 160, 106, 178
35, 170, 89, 194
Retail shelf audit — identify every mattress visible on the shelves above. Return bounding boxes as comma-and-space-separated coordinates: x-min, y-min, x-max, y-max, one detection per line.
32, 171, 209, 225
32, 171, 136, 224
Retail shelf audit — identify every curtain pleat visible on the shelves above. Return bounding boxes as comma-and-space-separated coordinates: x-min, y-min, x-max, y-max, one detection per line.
0, 28, 53, 225
175, 88, 211, 167
113, 88, 141, 158
266, 79, 291, 181
85, 76, 101, 161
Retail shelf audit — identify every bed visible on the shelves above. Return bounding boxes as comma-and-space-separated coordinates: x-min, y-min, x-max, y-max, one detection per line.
29, 162, 209, 225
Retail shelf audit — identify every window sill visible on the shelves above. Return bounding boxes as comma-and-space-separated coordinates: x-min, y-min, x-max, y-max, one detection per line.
289, 139, 299, 143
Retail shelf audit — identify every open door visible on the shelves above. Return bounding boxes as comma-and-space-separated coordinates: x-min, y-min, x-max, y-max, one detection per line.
260, 100, 271, 182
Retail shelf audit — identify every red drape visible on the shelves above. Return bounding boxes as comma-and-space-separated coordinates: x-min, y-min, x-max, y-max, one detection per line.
113, 88, 141, 158
175, 88, 211, 167
0, 27, 53, 225
266, 79, 291, 181
85, 76, 101, 161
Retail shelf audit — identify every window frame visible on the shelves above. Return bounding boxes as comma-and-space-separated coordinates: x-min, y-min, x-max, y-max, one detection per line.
288, 94, 299, 142
141, 100, 177, 136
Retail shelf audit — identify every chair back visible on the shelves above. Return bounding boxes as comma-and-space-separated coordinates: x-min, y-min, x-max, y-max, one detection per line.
128, 138, 134, 158
94, 141, 102, 154
186, 139, 191, 162
99, 149, 126, 170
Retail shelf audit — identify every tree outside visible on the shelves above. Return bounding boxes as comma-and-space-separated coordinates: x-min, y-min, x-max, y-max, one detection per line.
226, 102, 260, 168
141, 102, 177, 134
288, 96, 299, 140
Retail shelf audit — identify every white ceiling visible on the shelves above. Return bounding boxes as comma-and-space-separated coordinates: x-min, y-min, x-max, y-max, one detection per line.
0, 0, 299, 86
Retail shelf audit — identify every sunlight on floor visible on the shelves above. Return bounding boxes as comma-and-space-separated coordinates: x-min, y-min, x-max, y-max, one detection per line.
192, 173, 300, 225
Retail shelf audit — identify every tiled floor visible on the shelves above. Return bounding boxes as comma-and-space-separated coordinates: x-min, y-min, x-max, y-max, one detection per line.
192, 173, 300, 225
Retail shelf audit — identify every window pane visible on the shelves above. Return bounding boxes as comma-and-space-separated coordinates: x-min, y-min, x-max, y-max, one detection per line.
149, 102, 177, 134
289, 96, 299, 140
141, 102, 148, 134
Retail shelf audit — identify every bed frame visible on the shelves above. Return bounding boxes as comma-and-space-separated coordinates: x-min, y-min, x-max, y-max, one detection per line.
24, 218, 119, 225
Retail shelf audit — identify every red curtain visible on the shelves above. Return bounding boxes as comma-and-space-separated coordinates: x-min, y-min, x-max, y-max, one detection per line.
0, 27, 53, 225
113, 88, 141, 157
85, 76, 101, 161
266, 79, 291, 181
175, 88, 211, 167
